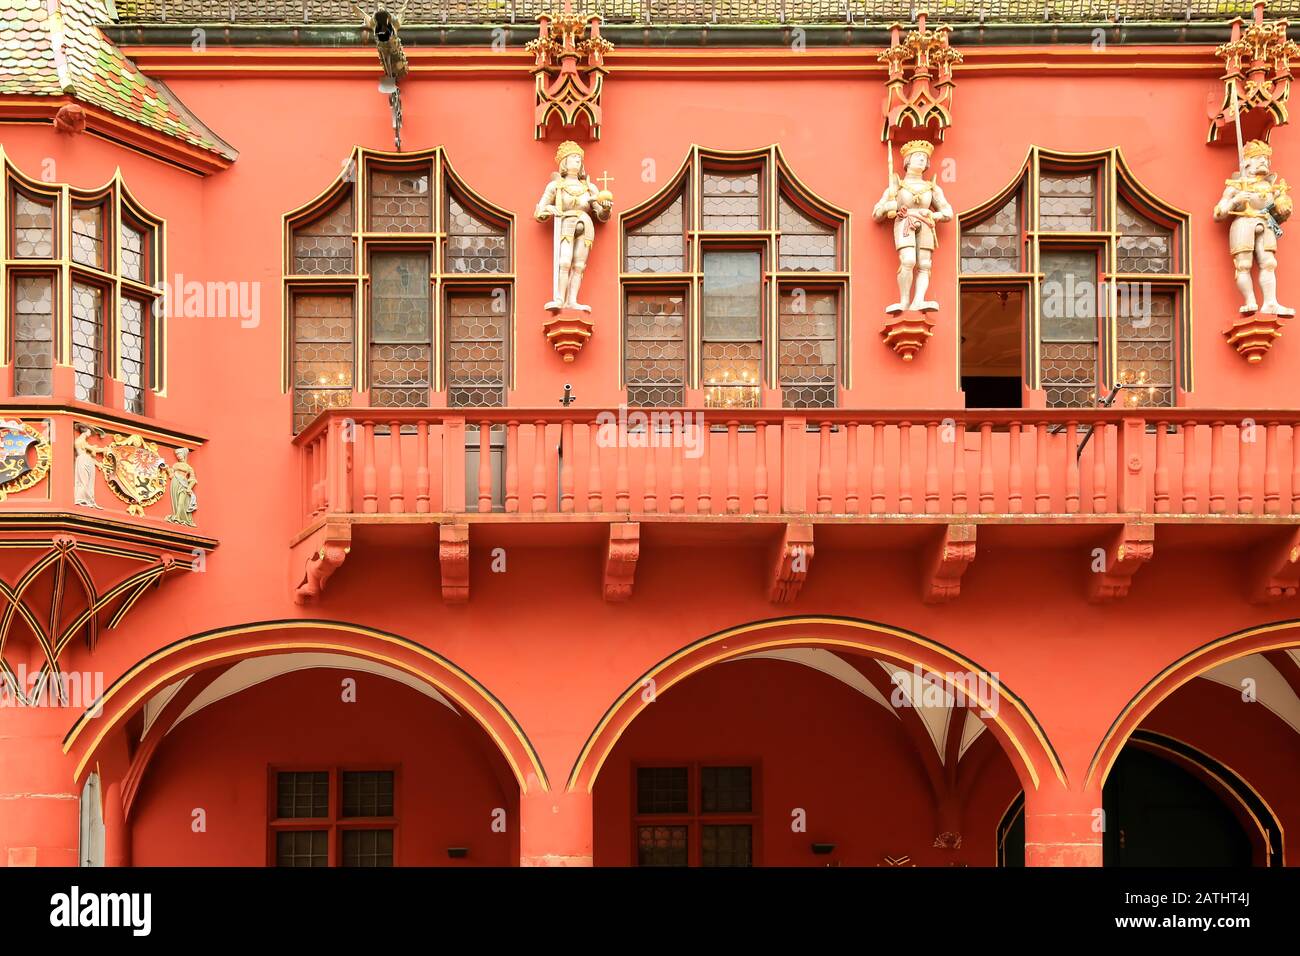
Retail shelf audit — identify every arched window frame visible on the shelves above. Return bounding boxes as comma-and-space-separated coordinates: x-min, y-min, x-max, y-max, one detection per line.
282, 147, 515, 432
619, 145, 850, 409
957, 146, 1192, 408
0, 150, 165, 414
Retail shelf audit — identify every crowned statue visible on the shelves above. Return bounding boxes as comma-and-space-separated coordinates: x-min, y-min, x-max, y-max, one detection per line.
872, 140, 953, 314
535, 141, 614, 313
1214, 139, 1294, 317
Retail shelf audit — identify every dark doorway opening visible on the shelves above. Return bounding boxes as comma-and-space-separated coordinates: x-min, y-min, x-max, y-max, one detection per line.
960, 289, 1023, 408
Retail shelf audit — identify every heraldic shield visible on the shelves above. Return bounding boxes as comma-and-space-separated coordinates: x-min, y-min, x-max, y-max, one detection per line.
98, 433, 169, 516
0, 419, 51, 500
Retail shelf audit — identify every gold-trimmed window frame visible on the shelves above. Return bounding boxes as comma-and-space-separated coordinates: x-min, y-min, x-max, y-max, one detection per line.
618, 144, 852, 408
281, 146, 516, 433
0, 148, 166, 410
956, 145, 1193, 407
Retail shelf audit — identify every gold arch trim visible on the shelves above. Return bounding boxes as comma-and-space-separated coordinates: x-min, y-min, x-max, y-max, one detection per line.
62, 620, 549, 793
1085, 620, 1300, 789
565, 616, 1066, 794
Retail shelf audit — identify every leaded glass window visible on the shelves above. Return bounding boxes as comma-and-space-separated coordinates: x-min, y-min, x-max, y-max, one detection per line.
445, 290, 505, 407
620, 148, 847, 408
13, 275, 54, 397
369, 251, 431, 407
71, 282, 105, 404
292, 292, 354, 432
293, 194, 354, 275
120, 297, 147, 414
12, 191, 54, 258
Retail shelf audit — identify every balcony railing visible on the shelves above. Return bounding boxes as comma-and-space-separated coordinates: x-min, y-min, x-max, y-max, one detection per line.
295, 407, 1300, 524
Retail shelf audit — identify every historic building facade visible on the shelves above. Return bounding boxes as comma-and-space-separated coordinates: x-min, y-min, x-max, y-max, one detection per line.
1, 0, 1299, 868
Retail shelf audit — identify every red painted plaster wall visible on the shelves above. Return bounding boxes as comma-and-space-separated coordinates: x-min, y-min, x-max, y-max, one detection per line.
130, 669, 518, 866
594, 658, 1013, 866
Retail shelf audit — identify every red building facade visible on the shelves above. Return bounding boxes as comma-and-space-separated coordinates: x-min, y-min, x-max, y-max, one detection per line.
1, 0, 1299, 870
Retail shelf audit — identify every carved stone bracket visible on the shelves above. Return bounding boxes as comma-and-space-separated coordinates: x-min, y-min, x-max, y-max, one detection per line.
881, 310, 936, 361
543, 309, 596, 362
1224, 312, 1286, 364
291, 520, 352, 605
923, 524, 976, 604
604, 521, 639, 602
1088, 522, 1155, 603
439, 522, 470, 604
770, 522, 814, 604
1250, 525, 1300, 602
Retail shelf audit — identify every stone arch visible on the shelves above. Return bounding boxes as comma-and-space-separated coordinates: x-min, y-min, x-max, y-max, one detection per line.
566, 615, 1065, 795
63, 619, 549, 793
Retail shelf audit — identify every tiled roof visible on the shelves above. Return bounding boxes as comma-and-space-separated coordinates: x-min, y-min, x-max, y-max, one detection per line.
0, 0, 235, 161
110, 0, 1283, 25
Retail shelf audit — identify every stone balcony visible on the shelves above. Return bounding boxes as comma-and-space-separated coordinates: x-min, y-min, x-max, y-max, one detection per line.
290, 406, 1300, 607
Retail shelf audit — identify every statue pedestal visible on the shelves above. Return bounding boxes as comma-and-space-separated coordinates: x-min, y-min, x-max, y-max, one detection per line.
881, 310, 936, 362
1223, 311, 1287, 364
543, 309, 595, 363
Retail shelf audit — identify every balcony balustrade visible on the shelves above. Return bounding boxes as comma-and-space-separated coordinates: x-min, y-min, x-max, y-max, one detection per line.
291, 406, 1300, 606
296, 407, 1300, 522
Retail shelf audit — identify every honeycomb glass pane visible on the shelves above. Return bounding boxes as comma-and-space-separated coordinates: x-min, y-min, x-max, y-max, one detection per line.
368, 167, 431, 233
445, 195, 507, 274
13, 275, 54, 396
1116, 291, 1175, 408
1117, 197, 1173, 274
779, 289, 837, 408
625, 193, 685, 273
293, 193, 354, 275
1038, 170, 1097, 232
446, 290, 506, 408
13, 192, 55, 258
703, 341, 761, 409
777, 196, 837, 271
960, 192, 1020, 274
293, 292, 354, 432
625, 290, 685, 407
702, 170, 761, 231
71, 282, 104, 404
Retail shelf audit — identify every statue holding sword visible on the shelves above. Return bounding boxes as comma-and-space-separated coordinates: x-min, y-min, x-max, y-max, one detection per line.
1214, 136, 1295, 317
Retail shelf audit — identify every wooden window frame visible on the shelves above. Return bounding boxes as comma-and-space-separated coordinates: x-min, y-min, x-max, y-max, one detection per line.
267, 765, 400, 868
631, 761, 761, 867
283, 148, 515, 433
619, 146, 850, 408
1, 155, 163, 412
956, 147, 1192, 407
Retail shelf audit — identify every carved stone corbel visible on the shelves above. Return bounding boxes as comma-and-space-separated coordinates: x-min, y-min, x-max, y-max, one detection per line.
439, 522, 470, 604
1088, 522, 1154, 603
603, 521, 639, 602
923, 524, 976, 604
1250, 525, 1300, 603
292, 520, 352, 605
769, 523, 814, 604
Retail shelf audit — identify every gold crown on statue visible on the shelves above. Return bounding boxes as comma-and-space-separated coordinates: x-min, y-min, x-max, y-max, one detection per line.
1243, 139, 1273, 160
554, 140, 586, 166
900, 140, 935, 160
